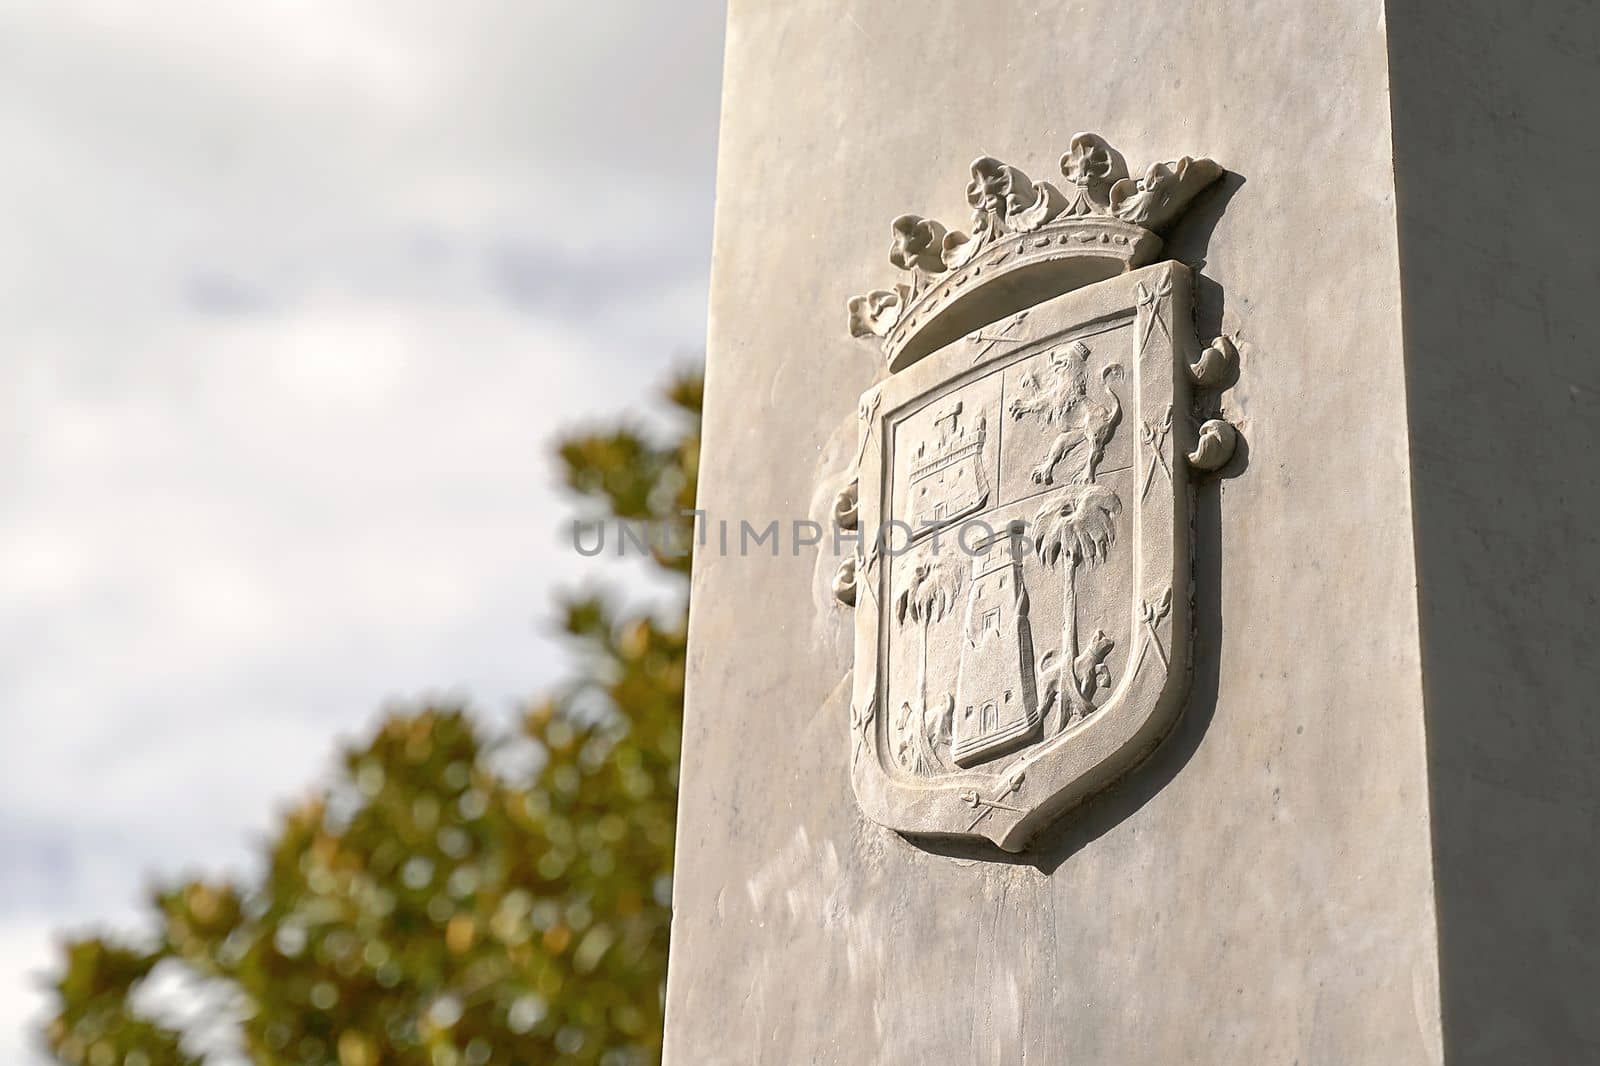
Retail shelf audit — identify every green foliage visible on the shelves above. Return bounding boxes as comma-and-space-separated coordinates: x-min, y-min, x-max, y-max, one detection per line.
43, 367, 701, 1065
44, 939, 197, 1066
557, 373, 700, 577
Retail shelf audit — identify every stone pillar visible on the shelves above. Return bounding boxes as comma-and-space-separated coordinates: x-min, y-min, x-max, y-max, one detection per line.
663, 2, 1599, 1063
1385, 2, 1600, 1061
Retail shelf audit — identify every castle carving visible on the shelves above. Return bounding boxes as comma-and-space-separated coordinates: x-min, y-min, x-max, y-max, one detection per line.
909, 400, 988, 536
953, 524, 1040, 767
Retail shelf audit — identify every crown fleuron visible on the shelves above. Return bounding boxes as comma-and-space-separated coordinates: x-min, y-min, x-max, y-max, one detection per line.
848, 133, 1223, 371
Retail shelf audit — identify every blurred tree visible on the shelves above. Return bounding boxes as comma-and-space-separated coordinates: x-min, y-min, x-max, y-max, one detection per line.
43, 369, 702, 1066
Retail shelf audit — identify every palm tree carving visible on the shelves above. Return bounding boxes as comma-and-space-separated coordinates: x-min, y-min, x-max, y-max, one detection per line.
894, 555, 964, 773
1032, 482, 1122, 733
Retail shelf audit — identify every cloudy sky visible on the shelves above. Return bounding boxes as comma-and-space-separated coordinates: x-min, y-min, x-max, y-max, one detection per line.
0, 1, 725, 1057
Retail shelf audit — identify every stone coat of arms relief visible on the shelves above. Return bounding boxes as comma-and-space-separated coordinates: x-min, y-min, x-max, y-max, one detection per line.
834, 135, 1244, 853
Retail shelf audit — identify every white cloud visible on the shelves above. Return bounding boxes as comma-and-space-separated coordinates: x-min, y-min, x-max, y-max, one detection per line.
0, 1, 724, 1058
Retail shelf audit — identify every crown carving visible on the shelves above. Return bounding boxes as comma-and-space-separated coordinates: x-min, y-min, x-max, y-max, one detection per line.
848, 133, 1223, 371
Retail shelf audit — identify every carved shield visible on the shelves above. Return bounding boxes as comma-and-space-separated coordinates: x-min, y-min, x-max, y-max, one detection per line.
848, 261, 1204, 852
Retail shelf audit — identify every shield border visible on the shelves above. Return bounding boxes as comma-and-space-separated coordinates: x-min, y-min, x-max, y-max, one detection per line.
849, 261, 1198, 852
